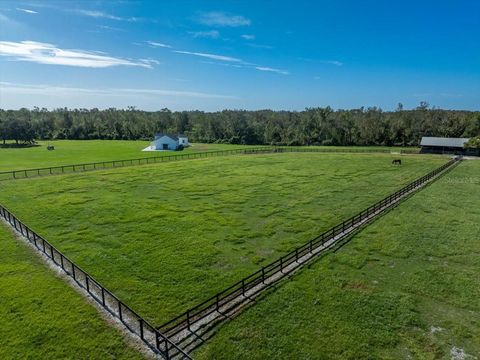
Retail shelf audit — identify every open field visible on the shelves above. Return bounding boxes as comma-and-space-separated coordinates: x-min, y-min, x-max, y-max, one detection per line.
0, 139, 419, 172
0, 140, 264, 171
195, 160, 480, 359
0, 152, 446, 324
0, 222, 143, 359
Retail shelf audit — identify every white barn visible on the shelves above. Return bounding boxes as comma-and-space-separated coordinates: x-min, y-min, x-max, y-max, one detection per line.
151, 134, 189, 151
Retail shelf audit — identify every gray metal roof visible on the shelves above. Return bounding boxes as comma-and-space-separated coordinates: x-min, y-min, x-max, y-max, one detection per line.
420, 137, 469, 148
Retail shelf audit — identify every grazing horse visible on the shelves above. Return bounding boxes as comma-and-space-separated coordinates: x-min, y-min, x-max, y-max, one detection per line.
392, 159, 402, 165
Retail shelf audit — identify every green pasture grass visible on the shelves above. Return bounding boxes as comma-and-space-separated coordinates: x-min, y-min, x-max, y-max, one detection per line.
0, 223, 144, 359
0, 152, 445, 324
0, 139, 418, 172
0, 140, 261, 172
195, 160, 480, 359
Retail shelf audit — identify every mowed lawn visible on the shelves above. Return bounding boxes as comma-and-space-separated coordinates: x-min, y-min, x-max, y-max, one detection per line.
0, 223, 143, 359
0, 153, 446, 324
195, 160, 480, 360
0, 140, 259, 172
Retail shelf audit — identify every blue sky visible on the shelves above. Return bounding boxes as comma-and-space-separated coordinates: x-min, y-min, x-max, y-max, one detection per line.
0, 0, 479, 111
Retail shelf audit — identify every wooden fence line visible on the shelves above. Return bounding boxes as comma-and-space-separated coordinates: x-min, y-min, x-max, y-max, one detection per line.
0, 146, 419, 181
157, 157, 460, 340
0, 205, 191, 360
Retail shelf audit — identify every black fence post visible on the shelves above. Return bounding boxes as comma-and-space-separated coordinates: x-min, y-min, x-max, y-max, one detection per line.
118, 302, 123, 322
155, 331, 161, 352
139, 319, 144, 340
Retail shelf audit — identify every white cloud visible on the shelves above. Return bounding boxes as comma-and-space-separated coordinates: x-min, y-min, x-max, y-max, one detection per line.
16, 8, 38, 14
197, 11, 250, 27
322, 60, 343, 66
247, 43, 273, 49
174, 50, 242, 62
255, 66, 289, 75
241, 34, 255, 40
201, 61, 245, 69
170, 46, 289, 75
0, 41, 156, 68
0, 82, 237, 100
74, 9, 139, 22
188, 30, 220, 39
146, 41, 172, 48
97, 25, 124, 32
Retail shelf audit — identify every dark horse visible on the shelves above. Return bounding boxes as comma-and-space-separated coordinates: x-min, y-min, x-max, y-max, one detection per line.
392, 159, 402, 165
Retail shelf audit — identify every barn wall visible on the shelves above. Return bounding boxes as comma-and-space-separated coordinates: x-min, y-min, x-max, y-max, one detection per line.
153, 136, 179, 150
178, 137, 189, 146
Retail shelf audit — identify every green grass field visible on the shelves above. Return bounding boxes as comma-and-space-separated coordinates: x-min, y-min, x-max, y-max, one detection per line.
0, 222, 143, 359
195, 160, 480, 359
0, 139, 418, 172
0, 152, 446, 324
0, 140, 264, 172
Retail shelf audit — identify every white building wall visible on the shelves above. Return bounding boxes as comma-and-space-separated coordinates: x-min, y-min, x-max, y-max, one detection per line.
153, 136, 179, 150
178, 137, 189, 146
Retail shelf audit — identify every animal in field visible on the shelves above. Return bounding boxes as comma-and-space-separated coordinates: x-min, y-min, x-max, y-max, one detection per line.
392, 159, 402, 165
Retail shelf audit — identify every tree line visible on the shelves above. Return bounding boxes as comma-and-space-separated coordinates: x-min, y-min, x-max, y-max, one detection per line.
1, 104, 479, 147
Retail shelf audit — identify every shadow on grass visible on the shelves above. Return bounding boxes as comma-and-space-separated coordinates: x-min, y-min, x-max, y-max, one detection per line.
0, 143, 41, 149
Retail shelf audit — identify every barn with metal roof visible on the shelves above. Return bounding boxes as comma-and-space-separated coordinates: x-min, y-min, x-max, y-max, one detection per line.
420, 137, 470, 154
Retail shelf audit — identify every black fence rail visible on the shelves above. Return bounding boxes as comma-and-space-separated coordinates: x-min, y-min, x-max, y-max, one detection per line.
0, 146, 421, 181
274, 146, 420, 154
158, 157, 459, 338
0, 147, 272, 181
0, 205, 191, 360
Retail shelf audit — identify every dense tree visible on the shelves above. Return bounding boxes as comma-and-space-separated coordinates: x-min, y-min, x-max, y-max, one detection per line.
465, 136, 480, 148
0, 104, 479, 147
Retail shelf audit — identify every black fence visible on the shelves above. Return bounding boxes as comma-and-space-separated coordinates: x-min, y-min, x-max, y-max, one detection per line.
0, 146, 420, 181
0, 205, 191, 360
274, 146, 419, 154
158, 157, 459, 337
0, 147, 272, 181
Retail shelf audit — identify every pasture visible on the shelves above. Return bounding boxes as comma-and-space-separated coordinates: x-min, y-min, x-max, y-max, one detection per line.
0, 151, 446, 325
0, 223, 142, 359
195, 160, 480, 359
0, 140, 262, 172
0, 139, 418, 172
